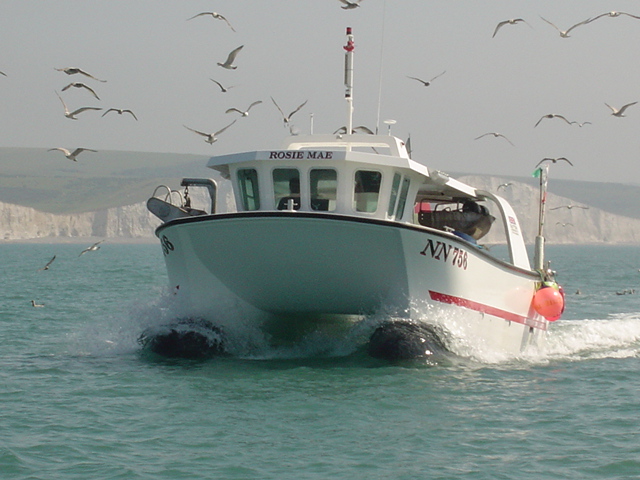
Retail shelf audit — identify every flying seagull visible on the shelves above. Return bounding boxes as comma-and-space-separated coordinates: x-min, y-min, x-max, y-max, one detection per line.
550, 204, 589, 211
61, 82, 100, 100
407, 71, 446, 87
54, 67, 106, 82
289, 124, 301, 136
605, 102, 638, 117
535, 114, 572, 127
217, 45, 243, 69
55, 91, 101, 119
225, 101, 262, 117
184, 120, 236, 144
338, 0, 363, 9
474, 132, 515, 146
210, 78, 235, 93
333, 125, 375, 134
187, 12, 236, 32
48, 147, 97, 161
588, 11, 640, 23
570, 121, 592, 127
31, 300, 45, 307
539, 15, 592, 37
79, 240, 104, 256
38, 255, 56, 271
492, 18, 531, 38
556, 222, 574, 227
102, 108, 138, 120
271, 97, 308, 125
535, 157, 574, 167
497, 182, 513, 191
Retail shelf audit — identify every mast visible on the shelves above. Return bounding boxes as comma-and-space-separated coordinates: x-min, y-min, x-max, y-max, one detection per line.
534, 164, 549, 271
343, 27, 355, 150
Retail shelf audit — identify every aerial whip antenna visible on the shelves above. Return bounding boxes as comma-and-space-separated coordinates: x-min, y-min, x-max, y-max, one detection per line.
375, 0, 388, 134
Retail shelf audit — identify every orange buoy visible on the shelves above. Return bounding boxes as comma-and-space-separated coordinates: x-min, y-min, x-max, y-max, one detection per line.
532, 286, 564, 321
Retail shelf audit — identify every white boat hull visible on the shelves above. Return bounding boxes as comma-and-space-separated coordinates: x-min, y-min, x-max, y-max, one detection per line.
156, 212, 548, 356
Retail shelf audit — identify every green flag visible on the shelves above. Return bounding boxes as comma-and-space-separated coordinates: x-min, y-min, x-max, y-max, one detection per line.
532, 167, 542, 178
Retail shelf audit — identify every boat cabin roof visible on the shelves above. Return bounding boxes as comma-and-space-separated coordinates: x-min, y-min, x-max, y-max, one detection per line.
206, 133, 478, 201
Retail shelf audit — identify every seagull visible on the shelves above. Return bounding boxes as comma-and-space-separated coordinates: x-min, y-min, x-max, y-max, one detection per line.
61, 82, 100, 100
184, 120, 236, 144
539, 16, 592, 37
225, 101, 262, 117
187, 12, 236, 32
570, 121, 592, 127
289, 124, 301, 136
79, 240, 104, 256
54, 67, 106, 82
535, 157, 574, 167
497, 182, 513, 191
535, 114, 572, 127
588, 11, 640, 23
102, 108, 138, 120
271, 97, 308, 125
55, 91, 101, 119
556, 222, 574, 227
38, 255, 56, 271
333, 125, 375, 134
31, 300, 45, 307
339, 0, 363, 9
550, 204, 589, 211
492, 18, 531, 38
407, 71, 446, 87
606, 102, 638, 117
210, 78, 235, 93
474, 132, 515, 146
48, 147, 97, 161
217, 45, 243, 69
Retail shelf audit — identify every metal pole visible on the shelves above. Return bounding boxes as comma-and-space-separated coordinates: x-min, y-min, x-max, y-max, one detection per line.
534, 165, 549, 271
344, 27, 355, 149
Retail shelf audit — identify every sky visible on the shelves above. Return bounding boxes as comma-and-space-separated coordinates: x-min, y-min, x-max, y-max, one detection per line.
1, 1, 640, 184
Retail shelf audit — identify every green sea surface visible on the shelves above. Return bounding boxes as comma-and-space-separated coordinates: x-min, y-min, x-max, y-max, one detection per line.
1, 243, 640, 480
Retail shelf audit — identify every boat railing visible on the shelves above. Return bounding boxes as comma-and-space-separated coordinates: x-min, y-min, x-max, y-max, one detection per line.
147, 178, 217, 223
281, 134, 411, 158
150, 185, 184, 208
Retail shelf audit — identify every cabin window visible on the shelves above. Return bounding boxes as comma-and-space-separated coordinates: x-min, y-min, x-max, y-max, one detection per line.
354, 170, 382, 213
387, 173, 401, 217
237, 168, 260, 211
395, 177, 411, 219
273, 168, 301, 210
310, 169, 337, 211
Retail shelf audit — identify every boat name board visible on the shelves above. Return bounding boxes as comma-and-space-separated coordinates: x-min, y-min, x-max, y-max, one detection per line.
420, 239, 468, 270
268, 151, 334, 160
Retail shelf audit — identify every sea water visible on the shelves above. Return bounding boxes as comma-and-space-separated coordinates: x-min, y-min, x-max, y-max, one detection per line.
1, 243, 640, 480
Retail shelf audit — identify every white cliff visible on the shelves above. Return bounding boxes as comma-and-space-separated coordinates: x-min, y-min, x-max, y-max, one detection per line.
1, 177, 639, 244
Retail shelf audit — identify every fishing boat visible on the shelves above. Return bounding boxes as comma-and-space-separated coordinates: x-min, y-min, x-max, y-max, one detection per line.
146, 28, 564, 359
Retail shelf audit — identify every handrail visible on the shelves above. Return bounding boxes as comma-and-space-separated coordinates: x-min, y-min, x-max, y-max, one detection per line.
181, 178, 217, 214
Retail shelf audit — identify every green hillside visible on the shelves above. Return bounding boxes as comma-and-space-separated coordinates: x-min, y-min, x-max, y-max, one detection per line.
2, 147, 639, 218
0, 148, 214, 214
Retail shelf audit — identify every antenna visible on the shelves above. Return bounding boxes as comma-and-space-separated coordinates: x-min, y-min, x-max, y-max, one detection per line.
375, 0, 388, 134
343, 27, 355, 148
384, 119, 396, 135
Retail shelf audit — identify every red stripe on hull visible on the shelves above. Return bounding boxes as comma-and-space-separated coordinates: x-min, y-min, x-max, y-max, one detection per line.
429, 291, 547, 331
